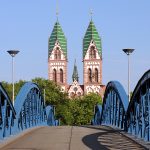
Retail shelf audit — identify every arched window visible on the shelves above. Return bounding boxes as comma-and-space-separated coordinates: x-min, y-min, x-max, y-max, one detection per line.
77, 92, 81, 97
88, 68, 92, 83
53, 69, 57, 82
95, 68, 98, 82
60, 69, 63, 83
70, 92, 75, 98
54, 47, 61, 59
89, 46, 96, 59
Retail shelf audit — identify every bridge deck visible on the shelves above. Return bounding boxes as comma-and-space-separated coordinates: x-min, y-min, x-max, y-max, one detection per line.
0, 126, 147, 150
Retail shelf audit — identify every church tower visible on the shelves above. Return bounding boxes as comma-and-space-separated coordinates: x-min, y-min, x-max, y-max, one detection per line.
48, 20, 67, 91
83, 19, 103, 95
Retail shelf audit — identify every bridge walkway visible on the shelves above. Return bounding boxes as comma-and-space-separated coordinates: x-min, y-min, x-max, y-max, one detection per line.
0, 126, 147, 150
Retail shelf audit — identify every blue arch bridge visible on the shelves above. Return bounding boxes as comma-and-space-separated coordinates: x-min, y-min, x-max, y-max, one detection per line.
0, 70, 150, 149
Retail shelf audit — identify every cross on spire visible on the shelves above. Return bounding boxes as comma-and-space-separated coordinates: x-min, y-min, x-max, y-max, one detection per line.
90, 9, 93, 20
56, 0, 59, 20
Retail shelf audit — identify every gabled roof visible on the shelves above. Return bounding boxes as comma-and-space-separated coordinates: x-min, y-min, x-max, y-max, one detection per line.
83, 20, 102, 58
67, 80, 83, 94
48, 21, 67, 57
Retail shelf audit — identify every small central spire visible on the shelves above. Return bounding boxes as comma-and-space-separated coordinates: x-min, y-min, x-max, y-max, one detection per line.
72, 59, 79, 82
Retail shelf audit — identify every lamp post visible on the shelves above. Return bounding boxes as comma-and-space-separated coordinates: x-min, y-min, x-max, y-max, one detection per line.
122, 48, 134, 101
7, 50, 19, 105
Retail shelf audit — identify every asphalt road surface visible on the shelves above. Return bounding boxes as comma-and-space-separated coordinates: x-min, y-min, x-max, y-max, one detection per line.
0, 126, 147, 150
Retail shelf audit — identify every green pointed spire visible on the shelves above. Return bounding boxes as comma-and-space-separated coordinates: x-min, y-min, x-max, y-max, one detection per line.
83, 20, 102, 58
48, 21, 67, 58
72, 59, 79, 82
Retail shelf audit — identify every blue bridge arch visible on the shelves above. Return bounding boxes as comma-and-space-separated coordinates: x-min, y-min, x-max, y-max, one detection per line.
100, 81, 128, 129
126, 70, 150, 141
0, 82, 56, 139
93, 69, 150, 142
0, 83, 16, 138
14, 82, 47, 132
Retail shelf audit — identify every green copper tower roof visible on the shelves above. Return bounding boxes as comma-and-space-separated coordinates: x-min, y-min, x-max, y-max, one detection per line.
48, 21, 67, 57
72, 60, 79, 82
83, 20, 102, 58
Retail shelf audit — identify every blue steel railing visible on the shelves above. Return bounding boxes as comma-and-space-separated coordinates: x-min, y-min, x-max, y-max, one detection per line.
0, 83, 16, 138
100, 81, 128, 130
92, 105, 102, 125
0, 82, 56, 139
93, 69, 150, 142
126, 70, 150, 141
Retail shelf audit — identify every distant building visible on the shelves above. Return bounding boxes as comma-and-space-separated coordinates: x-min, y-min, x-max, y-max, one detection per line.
48, 18, 105, 98
68, 60, 84, 98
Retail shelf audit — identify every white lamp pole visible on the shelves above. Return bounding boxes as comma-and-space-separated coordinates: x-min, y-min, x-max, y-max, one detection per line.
123, 49, 134, 101
7, 50, 19, 106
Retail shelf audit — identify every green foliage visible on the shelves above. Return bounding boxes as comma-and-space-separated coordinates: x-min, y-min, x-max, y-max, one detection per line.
1, 78, 102, 125
1, 81, 12, 99
130, 91, 133, 98
32, 78, 68, 106
15, 80, 26, 97
56, 93, 102, 125
1, 80, 26, 101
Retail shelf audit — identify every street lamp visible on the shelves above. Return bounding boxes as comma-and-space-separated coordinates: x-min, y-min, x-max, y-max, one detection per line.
122, 48, 134, 101
7, 50, 19, 105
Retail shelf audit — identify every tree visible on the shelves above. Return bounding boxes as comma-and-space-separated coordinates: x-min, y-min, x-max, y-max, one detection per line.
55, 93, 102, 125
32, 78, 68, 106
1, 78, 68, 106
1, 80, 26, 101
1, 78, 103, 125
80, 93, 102, 124
1, 81, 12, 99
130, 91, 133, 99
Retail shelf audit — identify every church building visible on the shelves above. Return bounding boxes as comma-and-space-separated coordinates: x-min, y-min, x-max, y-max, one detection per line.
48, 17, 105, 98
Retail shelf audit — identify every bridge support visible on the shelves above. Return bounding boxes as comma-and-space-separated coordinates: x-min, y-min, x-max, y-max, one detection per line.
93, 69, 150, 142
0, 82, 56, 139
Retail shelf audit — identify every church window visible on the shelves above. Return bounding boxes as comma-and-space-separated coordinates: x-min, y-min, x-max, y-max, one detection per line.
95, 68, 98, 82
89, 46, 96, 59
88, 68, 92, 83
71, 92, 75, 98
60, 69, 63, 83
53, 69, 57, 82
77, 92, 81, 96
54, 47, 61, 59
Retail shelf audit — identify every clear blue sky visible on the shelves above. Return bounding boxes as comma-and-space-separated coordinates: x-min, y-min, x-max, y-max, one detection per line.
0, 0, 150, 93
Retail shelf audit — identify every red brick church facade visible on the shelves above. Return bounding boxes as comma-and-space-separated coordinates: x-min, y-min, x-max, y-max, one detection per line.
48, 19, 105, 98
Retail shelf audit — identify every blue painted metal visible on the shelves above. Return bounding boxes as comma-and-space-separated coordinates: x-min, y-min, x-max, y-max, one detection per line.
93, 70, 150, 142
13, 82, 47, 133
46, 106, 55, 126
100, 81, 128, 129
126, 70, 150, 141
0, 82, 56, 139
1, 69, 150, 142
0, 83, 16, 139
92, 105, 102, 125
